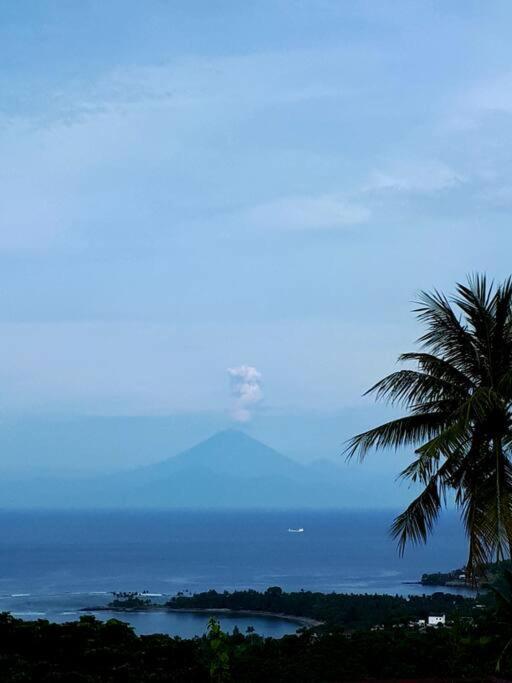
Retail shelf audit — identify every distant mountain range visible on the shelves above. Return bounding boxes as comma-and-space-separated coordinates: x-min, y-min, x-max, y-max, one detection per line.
0, 429, 349, 508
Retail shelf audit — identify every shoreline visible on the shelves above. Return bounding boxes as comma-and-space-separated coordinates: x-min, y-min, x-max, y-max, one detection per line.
82, 605, 323, 628
401, 580, 478, 592
168, 607, 324, 628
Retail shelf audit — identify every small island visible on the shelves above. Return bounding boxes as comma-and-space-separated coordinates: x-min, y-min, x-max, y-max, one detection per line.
108, 591, 155, 609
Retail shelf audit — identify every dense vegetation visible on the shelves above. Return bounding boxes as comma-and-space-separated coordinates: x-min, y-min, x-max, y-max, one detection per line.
166, 586, 481, 629
0, 610, 510, 682
421, 568, 467, 586
422, 560, 512, 587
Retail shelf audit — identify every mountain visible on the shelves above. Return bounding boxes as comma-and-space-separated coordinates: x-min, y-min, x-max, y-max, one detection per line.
0, 429, 349, 508
123, 429, 343, 507
137, 429, 303, 480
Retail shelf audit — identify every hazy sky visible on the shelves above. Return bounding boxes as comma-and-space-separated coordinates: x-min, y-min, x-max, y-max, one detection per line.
1, 2, 512, 473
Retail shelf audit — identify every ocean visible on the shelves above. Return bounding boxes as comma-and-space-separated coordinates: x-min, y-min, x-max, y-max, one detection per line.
0, 509, 473, 637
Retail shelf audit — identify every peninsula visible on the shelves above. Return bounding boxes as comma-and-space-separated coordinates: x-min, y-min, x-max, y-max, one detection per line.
82, 587, 480, 631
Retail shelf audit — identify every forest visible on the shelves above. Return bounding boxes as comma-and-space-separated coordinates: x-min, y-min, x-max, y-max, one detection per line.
0, 608, 509, 682
165, 586, 481, 629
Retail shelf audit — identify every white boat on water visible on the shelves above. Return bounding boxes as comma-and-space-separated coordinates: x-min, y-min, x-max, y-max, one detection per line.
288, 527, 304, 533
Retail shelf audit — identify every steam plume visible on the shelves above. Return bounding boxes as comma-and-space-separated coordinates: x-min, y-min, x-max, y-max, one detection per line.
227, 365, 263, 422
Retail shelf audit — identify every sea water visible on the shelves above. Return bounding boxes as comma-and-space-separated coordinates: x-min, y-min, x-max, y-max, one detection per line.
0, 509, 472, 636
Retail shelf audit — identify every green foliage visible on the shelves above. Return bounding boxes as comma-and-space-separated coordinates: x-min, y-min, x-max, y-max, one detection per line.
207, 617, 230, 682
167, 586, 478, 629
346, 275, 512, 577
0, 609, 510, 681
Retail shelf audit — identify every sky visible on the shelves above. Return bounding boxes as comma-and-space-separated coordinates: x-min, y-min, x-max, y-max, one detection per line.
1, 1, 512, 481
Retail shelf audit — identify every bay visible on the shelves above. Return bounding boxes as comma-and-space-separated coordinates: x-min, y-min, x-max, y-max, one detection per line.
0, 509, 473, 637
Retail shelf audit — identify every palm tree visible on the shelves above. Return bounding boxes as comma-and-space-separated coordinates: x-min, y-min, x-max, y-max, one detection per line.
345, 275, 512, 578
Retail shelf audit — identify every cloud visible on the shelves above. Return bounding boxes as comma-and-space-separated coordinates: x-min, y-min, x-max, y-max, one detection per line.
239, 195, 370, 232
364, 161, 465, 194
227, 365, 263, 422
0, 45, 369, 251
464, 73, 512, 116
88, 52, 347, 112
478, 184, 512, 208
443, 72, 512, 132
0, 320, 406, 417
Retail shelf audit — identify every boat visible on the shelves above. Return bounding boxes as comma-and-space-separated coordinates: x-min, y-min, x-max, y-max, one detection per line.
288, 527, 304, 533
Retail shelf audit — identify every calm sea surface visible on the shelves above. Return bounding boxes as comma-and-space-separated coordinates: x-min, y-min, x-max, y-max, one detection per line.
0, 509, 473, 637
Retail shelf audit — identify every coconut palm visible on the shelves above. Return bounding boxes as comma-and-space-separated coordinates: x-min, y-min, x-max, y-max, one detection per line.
345, 275, 512, 577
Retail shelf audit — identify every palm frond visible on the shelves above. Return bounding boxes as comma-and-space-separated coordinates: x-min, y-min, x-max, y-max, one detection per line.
414, 289, 480, 379
344, 413, 447, 461
348, 275, 512, 575
365, 369, 465, 408
399, 441, 464, 485
390, 478, 442, 555
414, 419, 469, 463
398, 352, 474, 391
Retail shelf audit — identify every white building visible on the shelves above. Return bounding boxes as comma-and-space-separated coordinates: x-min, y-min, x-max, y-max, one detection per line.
427, 614, 446, 626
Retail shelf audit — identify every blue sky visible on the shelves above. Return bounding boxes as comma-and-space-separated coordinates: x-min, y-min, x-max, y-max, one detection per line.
1, 2, 512, 477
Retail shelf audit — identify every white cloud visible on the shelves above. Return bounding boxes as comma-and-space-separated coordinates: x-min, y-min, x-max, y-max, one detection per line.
0, 46, 372, 251
443, 72, 512, 132
464, 73, 512, 116
55, 44, 378, 119
365, 161, 465, 194
478, 184, 512, 208
0, 122, 77, 250
240, 195, 370, 231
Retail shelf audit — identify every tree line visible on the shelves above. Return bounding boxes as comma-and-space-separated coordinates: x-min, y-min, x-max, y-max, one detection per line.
0, 608, 509, 682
